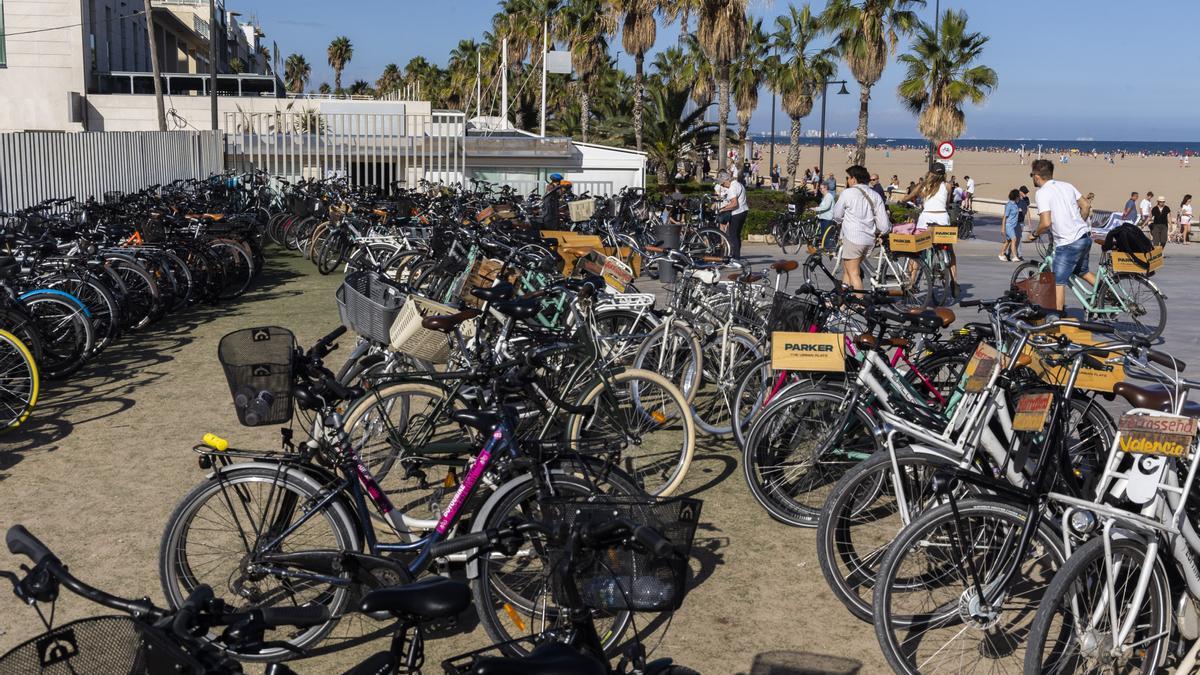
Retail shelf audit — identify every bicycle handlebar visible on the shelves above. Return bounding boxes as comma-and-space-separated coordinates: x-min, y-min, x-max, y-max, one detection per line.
6, 525, 53, 565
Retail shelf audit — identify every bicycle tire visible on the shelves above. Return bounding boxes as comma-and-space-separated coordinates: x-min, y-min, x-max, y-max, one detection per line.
1098, 274, 1166, 340
691, 326, 762, 436
19, 291, 94, 379
0, 328, 39, 433
631, 320, 703, 405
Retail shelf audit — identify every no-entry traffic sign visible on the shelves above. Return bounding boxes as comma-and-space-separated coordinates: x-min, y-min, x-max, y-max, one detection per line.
936, 141, 955, 160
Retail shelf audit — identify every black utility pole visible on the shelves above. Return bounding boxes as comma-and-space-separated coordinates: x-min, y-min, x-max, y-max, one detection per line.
818, 79, 849, 183
209, 0, 218, 129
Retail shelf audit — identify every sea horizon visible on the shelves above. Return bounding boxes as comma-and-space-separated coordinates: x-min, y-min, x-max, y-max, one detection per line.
750, 135, 1199, 155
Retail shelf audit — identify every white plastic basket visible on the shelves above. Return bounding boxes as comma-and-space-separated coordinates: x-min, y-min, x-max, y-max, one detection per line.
388, 295, 476, 363
568, 198, 596, 222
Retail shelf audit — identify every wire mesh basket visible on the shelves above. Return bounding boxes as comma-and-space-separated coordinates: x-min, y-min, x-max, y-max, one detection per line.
336, 271, 407, 344
218, 326, 295, 427
539, 496, 702, 613
766, 290, 822, 333
0, 615, 210, 675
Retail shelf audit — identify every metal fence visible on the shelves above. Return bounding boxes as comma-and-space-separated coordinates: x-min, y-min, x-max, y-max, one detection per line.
0, 131, 223, 212
503, 180, 616, 197
222, 110, 465, 190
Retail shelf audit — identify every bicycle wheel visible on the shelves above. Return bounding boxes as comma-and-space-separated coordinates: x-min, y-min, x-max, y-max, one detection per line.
890, 254, 933, 308
315, 231, 348, 275
566, 368, 695, 497
631, 320, 703, 404
816, 448, 960, 622
742, 388, 880, 527
472, 472, 639, 658
803, 250, 841, 292
691, 327, 762, 436
872, 499, 1066, 675
592, 306, 660, 367
928, 249, 953, 307
210, 239, 255, 299
1024, 535, 1169, 674
1011, 260, 1044, 287
0, 329, 38, 433
158, 466, 358, 661
1097, 274, 1166, 340
19, 291, 94, 380
106, 258, 160, 329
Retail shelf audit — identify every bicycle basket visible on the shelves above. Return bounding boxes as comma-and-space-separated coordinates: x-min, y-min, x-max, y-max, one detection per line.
218, 326, 295, 427
538, 496, 702, 613
336, 271, 407, 344
766, 291, 821, 333
0, 615, 205, 675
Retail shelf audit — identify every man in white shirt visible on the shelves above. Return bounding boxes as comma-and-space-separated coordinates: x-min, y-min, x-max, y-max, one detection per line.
964, 176, 976, 209
1029, 159, 1093, 310
716, 171, 749, 258
1139, 192, 1154, 227
832, 164, 891, 290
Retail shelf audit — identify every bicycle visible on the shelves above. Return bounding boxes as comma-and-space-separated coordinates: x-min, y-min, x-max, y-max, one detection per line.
804, 236, 933, 308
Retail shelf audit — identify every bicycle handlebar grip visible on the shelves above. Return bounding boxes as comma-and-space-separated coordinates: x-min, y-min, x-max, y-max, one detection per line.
1148, 349, 1186, 371
172, 584, 214, 637
312, 325, 348, 356
1074, 321, 1115, 334
6, 525, 54, 564
959, 299, 982, 308
632, 524, 674, 558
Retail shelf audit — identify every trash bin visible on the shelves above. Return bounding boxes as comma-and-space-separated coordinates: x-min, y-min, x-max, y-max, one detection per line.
655, 222, 682, 284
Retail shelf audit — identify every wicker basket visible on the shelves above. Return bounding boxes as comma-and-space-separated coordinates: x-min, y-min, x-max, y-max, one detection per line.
461, 258, 519, 308
389, 295, 475, 363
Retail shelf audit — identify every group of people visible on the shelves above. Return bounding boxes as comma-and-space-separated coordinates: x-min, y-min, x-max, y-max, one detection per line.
1120, 190, 1193, 246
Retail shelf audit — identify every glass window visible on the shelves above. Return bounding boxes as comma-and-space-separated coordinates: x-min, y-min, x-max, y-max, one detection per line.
0, 0, 7, 66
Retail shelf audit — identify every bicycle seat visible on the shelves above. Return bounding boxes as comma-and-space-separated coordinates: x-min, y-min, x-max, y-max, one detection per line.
726, 271, 764, 283
1112, 382, 1200, 416
358, 576, 471, 620
471, 282, 515, 303
770, 259, 800, 272
854, 334, 880, 350
471, 643, 606, 675
450, 409, 503, 433
906, 307, 955, 328
422, 308, 481, 333
492, 299, 540, 321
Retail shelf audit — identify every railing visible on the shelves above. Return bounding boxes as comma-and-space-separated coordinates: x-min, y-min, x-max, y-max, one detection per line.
500, 180, 616, 198
222, 110, 465, 190
0, 131, 223, 212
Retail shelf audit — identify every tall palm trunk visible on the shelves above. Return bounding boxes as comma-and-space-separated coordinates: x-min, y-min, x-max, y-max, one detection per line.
580, 89, 591, 143
716, 66, 731, 171
853, 84, 871, 165
335, 70, 343, 94
787, 118, 801, 185
634, 54, 645, 152
738, 116, 750, 164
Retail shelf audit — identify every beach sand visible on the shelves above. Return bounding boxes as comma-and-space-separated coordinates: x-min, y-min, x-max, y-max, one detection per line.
765, 144, 1200, 214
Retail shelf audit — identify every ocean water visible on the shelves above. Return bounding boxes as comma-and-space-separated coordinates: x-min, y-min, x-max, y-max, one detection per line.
754, 136, 1200, 156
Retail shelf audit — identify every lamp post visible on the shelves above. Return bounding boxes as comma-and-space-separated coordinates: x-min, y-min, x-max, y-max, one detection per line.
817, 79, 850, 184
768, 46, 778, 187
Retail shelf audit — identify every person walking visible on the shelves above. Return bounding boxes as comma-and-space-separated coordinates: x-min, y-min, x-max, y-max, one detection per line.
964, 175, 976, 209
716, 170, 748, 258
825, 173, 837, 197
1122, 191, 1139, 223
1139, 191, 1154, 227
832, 165, 891, 290
770, 164, 781, 191
903, 164, 959, 293
1014, 186, 1030, 260
1150, 195, 1172, 247
1028, 158, 1093, 311
869, 174, 887, 202
1001, 189, 1021, 261
810, 181, 836, 248
1179, 194, 1193, 244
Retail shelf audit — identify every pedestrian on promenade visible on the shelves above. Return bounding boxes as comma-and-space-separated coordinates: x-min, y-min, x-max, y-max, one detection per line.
716, 170, 748, 258
1178, 194, 1192, 244
810, 181, 836, 247
887, 175, 899, 200
1015, 186, 1030, 260
904, 164, 959, 293
1122, 191, 1139, 224
1028, 158, 1093, 311
1150, 196, 1172, 247
1139, 191, 1154, 227
964, 175, 976, 209
1001, 188, 1021, 261
770, 165, 781, 191
825, 173, 837, 197
832, 164, 891, 290
869, 174, 886, 202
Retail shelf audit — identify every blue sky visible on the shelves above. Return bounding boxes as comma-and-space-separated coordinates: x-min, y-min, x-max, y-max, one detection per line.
241, 0, 1200, 141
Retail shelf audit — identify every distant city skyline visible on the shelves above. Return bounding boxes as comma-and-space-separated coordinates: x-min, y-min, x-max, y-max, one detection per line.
240, 0, 1200, 142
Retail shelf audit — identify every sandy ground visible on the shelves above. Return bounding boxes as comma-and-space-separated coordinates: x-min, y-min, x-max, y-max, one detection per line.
2, 238, 1199, 673
767, 145, 1200, 215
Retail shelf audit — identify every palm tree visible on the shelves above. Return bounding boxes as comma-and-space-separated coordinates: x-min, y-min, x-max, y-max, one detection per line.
770, 4, 836, 184
643, 83, 718, 187
682, 33, 716, 180
318, 83, 331, 95
493, 0, 549, 129
897, 10, 997, 152
696, 0, 748, 172
822, 0, 923, 165
650, 45, 689, 90
376, 63, 401, 97
554, 0, 614, 143
327, 36, 354, 95
230, 57, 246, 74
283, 53, 311, 94
662, 0, 699, 45
257, 45, 272, 74
732, 19, 768, 163
347, 80, 375, 97
448, 39, 483, 111
609, 0, 660, 152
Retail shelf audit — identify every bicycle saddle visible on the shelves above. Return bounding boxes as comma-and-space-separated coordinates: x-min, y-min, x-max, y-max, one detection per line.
770, 259, 800, 272
422, 308, 481, 333
471, 643, 606, 675
492, 299, 540, 320
358, 576, 471, 620
726, 271, 764, 283
906, 307, 956, 328
450, 409, 503, 433
1112, 382, 1200, 416
471, 282, 515, 303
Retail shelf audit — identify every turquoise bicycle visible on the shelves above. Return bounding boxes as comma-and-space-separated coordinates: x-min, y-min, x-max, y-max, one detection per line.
1011, 235, 1166, 339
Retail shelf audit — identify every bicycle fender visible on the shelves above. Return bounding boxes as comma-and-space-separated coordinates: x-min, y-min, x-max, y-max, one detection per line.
905, 443, 961, 463
205, 461, 362, 547
17, 289, 93, 319
463, 470, 576, 580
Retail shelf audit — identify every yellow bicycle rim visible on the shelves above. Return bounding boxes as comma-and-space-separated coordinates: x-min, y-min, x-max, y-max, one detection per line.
0, 328, 39, 432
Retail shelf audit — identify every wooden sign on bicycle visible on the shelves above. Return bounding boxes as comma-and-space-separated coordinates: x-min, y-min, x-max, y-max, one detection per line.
770, 332, 846, 372
1027, 326, 1125, 392
1118, 413, 1197, 458
889, 230, 933, 253
1012, 392, 1054, 432
932, 226, 958, 245
1111, 246, 1164, 275
963, 342, 1000, 393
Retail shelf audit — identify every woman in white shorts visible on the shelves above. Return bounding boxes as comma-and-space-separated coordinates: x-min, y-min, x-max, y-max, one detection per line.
1178, 194, 1192, 245
903, 165, 959, 294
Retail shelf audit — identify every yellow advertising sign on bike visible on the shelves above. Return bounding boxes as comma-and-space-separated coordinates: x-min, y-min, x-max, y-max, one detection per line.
770, 332, 845, 372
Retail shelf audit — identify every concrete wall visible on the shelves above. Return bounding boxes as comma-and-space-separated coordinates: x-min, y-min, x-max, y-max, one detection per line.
85, 95, 431, 132
0, 0, 88, 132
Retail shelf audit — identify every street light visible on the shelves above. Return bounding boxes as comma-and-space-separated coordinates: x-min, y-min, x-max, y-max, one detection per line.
817, 79, 850, 185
